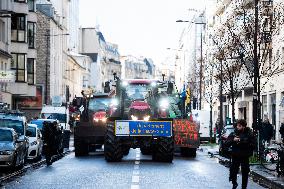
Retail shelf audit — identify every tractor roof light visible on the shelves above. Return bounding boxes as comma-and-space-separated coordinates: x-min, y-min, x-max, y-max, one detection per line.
159, 98, 169, 109
122, 81, 128, 87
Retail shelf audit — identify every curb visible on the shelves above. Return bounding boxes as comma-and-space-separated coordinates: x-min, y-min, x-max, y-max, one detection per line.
0, 149, 72, 185
209, 152, 284, 189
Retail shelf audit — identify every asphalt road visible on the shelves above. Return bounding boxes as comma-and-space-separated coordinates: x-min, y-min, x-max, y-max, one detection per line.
2, 148, 264, 189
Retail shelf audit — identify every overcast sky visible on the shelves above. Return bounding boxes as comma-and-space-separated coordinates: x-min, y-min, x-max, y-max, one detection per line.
79, 0, 206, 65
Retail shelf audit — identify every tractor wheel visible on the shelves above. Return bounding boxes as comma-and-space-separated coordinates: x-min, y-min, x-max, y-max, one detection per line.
123, 147, 130, 156
104, 123, 123, 162
140, 146, 152, 155
152, 137, 174, 163
74, 140, 89, 157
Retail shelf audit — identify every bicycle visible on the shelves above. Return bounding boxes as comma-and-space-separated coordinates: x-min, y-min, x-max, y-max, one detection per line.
260, 141, 284, 176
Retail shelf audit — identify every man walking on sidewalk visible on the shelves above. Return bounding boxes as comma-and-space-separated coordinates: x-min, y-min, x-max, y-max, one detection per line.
225, 119, 255, 189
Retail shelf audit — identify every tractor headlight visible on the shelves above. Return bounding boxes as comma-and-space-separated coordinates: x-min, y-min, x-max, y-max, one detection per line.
122, 81, 128, 87
143, 115, 150, 121
159, 98, 169, 110
111, 98, 119, 106
131, 115, 138, 121
102, 117, 107, 122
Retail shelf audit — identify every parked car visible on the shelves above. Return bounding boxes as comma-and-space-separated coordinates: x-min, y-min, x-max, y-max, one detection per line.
219, 125, 235, 156
0, 128, 26, 169
27, 124, 43, 161
0, 111, 29, 162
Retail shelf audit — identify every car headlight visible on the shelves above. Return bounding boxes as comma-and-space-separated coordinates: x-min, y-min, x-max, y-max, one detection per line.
0, 150, 14, 155
131, 115, 138, 121
159, 98, 169, 110
30, 141, 38, 146
143, 115, 150, 121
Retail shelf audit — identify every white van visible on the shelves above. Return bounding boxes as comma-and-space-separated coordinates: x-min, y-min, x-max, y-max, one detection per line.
191, 110, 211, 141
41, 106, 70, 131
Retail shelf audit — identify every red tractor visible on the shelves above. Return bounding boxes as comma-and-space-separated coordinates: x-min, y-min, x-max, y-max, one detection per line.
74, 93, 113, 156
104, 78, 175, 162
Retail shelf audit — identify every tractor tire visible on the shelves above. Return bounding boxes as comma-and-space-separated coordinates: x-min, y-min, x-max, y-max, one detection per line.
104, 124, 123, 162
140, 146, 152, 155
123, 147, 130, 156
152, 137, 174, 163
74, 140, 89, 157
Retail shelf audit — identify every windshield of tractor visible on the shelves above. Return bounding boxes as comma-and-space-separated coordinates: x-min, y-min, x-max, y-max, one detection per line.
89, 97, 111, 112
125, 84, 152, 101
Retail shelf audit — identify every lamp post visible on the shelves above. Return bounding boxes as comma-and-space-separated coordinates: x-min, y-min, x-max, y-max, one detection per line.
44, 31, 69, 105
253, 0, 260, 133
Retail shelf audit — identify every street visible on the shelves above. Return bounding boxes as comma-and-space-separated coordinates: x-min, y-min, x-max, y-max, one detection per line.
2, 148, 263, 189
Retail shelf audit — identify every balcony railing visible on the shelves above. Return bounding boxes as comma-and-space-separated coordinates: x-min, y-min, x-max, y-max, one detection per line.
0, 0, 13, 14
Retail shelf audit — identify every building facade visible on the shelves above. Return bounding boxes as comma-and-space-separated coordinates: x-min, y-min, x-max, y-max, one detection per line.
80, 27, 122, 93
0, 0, 38, 111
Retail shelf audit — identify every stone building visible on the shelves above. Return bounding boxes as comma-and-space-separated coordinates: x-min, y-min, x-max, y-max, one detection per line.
0, 0, 38, 111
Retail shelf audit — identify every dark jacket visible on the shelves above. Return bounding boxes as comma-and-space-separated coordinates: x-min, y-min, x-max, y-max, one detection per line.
225, 127, 255, 158
260, 121, 274, 142
280, 123, 284, 138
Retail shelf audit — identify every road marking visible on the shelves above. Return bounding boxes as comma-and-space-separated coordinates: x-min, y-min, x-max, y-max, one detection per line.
133, 170, 139, 175
131, 149, 141, 189
131, 185, 140, 189
132, 175, 140, 183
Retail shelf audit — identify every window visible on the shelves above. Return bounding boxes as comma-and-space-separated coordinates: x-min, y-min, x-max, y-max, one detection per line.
0, 20, 5, 42
28, 22, 35, 48
11, 14, 26, 42
262, 95, 267, 118
27, 58, 34, 84
14, 0, 27, 3
11, 53, 26, 82
28, 0, 35, 11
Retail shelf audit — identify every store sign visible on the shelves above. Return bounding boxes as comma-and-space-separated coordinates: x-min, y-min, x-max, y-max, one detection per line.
0, 71, 15, 83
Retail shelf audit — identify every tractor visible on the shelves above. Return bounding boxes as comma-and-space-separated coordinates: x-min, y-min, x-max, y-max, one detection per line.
104, 77, 175, 162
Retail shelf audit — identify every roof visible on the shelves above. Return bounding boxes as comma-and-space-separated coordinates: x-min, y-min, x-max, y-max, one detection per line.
0, 127, 14, 132
0, 49, 12, 59
31, 119, 57, 123
0, 114, 25, 121
41, 106, 67, 114
81, 53, 98, 62
27, 124, 38, 128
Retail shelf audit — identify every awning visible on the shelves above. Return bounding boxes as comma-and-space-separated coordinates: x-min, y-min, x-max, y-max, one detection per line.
0, 49, 12, 59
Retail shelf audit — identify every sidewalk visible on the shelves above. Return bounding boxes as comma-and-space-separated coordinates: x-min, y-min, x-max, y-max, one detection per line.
202, 145, 284, 189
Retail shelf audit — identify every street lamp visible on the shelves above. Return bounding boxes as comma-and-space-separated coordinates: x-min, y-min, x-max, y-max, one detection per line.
176, 15, 206, 110
44, 31, 69, 105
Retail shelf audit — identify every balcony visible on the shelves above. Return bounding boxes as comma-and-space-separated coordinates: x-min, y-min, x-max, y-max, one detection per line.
0, 0, 13, 14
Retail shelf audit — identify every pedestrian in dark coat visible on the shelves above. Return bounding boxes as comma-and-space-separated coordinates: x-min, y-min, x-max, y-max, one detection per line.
225, 119, 255, 189
42, 121, 57, 165
260, 116, 274, 144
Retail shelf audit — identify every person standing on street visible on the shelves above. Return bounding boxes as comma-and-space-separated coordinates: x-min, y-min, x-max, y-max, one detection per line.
42, 121, 57, 166
225, 119, 255, 189
260, 115, 274, 145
